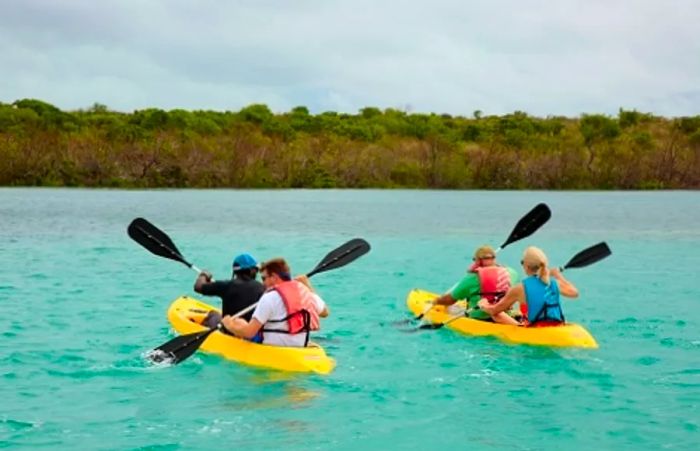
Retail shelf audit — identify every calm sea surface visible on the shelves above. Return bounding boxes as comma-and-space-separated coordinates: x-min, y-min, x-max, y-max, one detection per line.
1, 188, 699, 450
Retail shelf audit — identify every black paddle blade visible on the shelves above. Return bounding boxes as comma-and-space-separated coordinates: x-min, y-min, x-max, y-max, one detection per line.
398, 325, 423, 333
392, 315, 424, 327
562, 242, 612, 270
147, 328, 216, 365
128, 218, 191, 268
155, 329, 206, 354
398, 318, 447, 333
499, 203, 551, 249
392, 306, 433, 327
307, 238, 371, 277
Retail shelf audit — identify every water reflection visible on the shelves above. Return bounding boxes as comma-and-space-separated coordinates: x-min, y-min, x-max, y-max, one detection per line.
217, 373, 322, 412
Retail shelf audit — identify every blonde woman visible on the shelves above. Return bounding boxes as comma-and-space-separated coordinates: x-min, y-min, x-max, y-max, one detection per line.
478, 246, 579, 326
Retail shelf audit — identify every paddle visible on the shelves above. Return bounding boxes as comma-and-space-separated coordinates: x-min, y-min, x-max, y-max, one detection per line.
147, 238, 371, 365
559, 241, 611, 271
495, 203, 551, 252
128, 217, 202, 274
399, 203, 551, 324
417, 241, 612, 330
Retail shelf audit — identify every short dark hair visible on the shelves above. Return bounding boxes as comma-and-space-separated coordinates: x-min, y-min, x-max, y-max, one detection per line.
233, 267, 257, 280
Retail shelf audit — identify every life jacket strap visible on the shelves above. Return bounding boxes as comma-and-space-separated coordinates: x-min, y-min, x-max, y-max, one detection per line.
262, 309, 312, 346
529, 302, 566, 326
478, 291, 506, 303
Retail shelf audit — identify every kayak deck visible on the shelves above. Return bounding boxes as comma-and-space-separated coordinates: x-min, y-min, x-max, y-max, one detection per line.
167, 296, 336, 374
407, 289, 598, 349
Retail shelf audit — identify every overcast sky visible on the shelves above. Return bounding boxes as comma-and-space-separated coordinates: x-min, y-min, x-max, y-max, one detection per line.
1, 0, 698, 117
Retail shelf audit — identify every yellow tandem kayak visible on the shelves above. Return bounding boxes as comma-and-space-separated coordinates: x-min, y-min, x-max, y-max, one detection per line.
167, 296, 336, 374
407, 289, 598, 349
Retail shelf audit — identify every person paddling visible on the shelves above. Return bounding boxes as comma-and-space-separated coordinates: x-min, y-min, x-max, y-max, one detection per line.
194, 253, 265, 328
221, 258, 329, 347
430, 245, 520, 325
478, 246, 579, 326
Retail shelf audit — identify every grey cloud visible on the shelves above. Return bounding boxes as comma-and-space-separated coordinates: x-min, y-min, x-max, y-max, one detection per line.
1, 0, 698, 116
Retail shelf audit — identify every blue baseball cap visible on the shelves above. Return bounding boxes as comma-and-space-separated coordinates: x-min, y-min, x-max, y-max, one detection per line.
232, 253, 258, 271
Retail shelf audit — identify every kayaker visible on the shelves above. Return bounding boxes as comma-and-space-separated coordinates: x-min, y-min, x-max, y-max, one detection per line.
429, 245, 519, 325
478, 246, 579, 326
194, 253, 265, 328
221, 258, 329, 347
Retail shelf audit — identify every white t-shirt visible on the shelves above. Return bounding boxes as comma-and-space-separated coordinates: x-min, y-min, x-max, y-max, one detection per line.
252, 289, 326, 347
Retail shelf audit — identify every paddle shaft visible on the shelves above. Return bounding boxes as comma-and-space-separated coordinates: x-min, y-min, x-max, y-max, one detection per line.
436, 312, 468, 329
229, 301, 259, 320
408, 307, 474, 331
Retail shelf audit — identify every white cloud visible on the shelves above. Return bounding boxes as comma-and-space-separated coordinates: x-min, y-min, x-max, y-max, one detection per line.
1, 0, 698, 116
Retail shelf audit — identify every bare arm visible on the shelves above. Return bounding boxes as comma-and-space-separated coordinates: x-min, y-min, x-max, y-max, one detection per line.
431, 292, 456, 306
221, 316, 263, 339
550, 268, 579, 298
479, 284, 524, 315
292, 275, 327, 317
295, 275, 314, 292
313, 293, 329, 318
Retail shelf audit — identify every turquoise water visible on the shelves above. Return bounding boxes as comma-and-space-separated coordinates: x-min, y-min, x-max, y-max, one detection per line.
1, 188, 699, 450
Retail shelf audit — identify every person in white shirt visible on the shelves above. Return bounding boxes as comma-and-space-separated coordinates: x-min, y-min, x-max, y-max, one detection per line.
221, 258, 329, 347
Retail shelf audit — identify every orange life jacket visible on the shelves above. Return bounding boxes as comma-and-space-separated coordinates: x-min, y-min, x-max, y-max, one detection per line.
474, 266, 511, 304
262, 280, 320, 346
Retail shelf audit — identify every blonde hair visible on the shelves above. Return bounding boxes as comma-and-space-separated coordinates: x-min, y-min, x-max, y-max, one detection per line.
473, 245, 496, 260
522, 246, 550, 285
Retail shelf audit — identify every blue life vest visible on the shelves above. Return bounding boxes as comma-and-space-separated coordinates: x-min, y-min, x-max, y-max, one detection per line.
522, 276, 565, 325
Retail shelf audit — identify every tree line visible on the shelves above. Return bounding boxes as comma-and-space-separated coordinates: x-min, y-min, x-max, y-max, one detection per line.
1, 98, 699, 189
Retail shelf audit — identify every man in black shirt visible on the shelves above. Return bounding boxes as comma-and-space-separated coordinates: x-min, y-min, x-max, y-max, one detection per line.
194, 253, 265, 328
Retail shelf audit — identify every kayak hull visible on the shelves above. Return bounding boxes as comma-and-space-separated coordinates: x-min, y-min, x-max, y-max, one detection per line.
407, 289, 598, 349
167, 296, 336, 374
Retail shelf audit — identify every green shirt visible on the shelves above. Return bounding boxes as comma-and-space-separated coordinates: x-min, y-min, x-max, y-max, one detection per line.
449, 266, 519, 319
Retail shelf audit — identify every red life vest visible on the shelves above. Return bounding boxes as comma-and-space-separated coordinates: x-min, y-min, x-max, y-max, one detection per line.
519, 307, 563, 327
271, 280, 320, 334
473, 266, 511, 304
520, 300, 528, 319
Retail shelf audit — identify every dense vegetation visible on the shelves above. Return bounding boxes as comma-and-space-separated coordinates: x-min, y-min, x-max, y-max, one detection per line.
1, 99, 699, 189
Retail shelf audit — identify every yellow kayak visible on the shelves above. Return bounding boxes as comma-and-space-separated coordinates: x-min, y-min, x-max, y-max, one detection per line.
167, 296, 336, 374
407, 289, 598, 349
